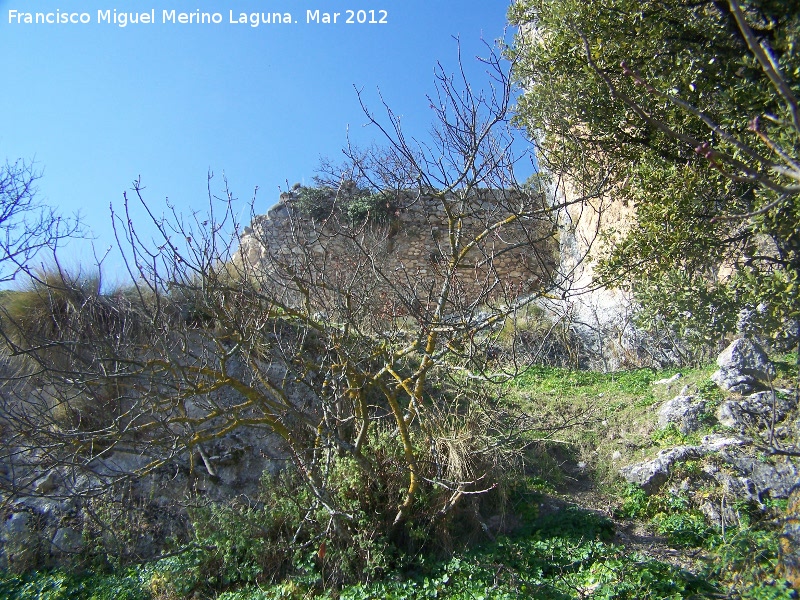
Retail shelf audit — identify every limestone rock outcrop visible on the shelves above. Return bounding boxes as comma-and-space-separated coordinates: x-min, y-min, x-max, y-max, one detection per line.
716, 390, 797, 432
657, 394, 706, 434
711, 338, 775, 394
622, 342, 797, 504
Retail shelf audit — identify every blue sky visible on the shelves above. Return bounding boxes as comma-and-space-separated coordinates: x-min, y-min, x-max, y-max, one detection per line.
1, 1, 522, 280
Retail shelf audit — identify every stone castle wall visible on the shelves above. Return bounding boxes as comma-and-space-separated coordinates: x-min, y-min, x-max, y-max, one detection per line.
235, 184, 670, 369
237, 188, 559, 302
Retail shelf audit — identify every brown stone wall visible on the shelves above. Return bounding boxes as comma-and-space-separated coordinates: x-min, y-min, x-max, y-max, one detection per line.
238, 189, 558, 303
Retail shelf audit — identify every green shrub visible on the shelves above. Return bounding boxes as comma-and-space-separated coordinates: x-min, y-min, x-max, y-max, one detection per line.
295, 187, 335, 220
144, 471, 319, 596
331, 506, 709, 600
531, 507, 615, 543
616, 483, 796, 597
146, 459, 403, 596
344, 191, 393, 224
616, 483, 652, 520
705, 523, 798, 600
293, 187, 394, 225
588, 556, 711, 599
653, 510, 713, 547
0, 569, 148, 600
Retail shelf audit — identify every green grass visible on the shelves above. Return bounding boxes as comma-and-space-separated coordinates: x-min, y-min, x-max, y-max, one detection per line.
511, 364, 661, 400
507, 363, 721, 487
774, 352, 799, 386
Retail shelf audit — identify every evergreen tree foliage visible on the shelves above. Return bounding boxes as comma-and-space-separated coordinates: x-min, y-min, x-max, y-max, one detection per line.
509, 0, 800, 349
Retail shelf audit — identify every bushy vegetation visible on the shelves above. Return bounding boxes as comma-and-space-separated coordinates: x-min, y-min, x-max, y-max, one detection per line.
616, 483, 796, 599
4, 491, 792, 599
2, 357, 796, 598
0, 267, 523, 585
294, 186, 394, 225
1, 175, 788, 600
509, 0, 800, 352
0, 569, 148, 600
138, 441, 521, 596
0, 43, 571, 594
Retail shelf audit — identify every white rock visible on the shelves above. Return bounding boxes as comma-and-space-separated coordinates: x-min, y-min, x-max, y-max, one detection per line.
653, 373, 682, 386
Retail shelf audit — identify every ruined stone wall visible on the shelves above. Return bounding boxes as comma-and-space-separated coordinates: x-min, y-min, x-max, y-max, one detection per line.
238, 188, 558, 302
235, 183, 668, 368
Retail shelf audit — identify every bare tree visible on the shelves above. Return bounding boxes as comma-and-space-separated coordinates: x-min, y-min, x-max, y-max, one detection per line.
0, 160, 79, 284
0, 47, 604, 574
